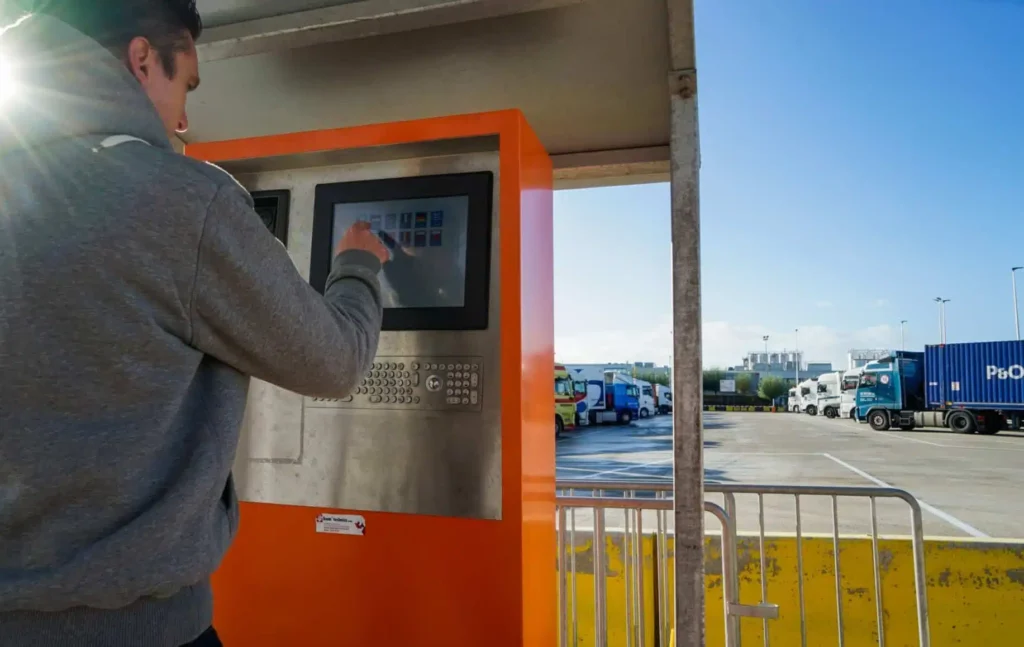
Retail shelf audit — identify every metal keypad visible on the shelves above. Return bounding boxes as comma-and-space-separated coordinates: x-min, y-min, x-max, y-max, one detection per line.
306, 357, 483, 411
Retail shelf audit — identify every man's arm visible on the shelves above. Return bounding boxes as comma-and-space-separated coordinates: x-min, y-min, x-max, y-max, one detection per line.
188, 184, 384, 398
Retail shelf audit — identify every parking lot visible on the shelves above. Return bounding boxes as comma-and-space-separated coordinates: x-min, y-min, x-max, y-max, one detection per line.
556, 412, 1024, 538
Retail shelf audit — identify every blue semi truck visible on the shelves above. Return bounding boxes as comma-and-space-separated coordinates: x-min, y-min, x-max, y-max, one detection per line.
856, 341, 1024, 435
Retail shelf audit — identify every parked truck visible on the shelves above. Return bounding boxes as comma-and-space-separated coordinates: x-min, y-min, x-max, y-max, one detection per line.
611, 373, 656, 419
856, 341, 1024, 434
787, 387, 799, 412
815, 371, 844, 418
654, 384, 673, 414
566, 366, 641, 425
798, 378, 819, 415
554, 364, 580, 437
840, 367, 864, 419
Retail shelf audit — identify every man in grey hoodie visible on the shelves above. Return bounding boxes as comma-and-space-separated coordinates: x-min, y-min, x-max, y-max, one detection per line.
0, 2, 387, 646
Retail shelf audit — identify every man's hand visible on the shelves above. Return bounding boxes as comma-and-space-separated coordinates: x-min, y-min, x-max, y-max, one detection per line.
336, 221, 389, 264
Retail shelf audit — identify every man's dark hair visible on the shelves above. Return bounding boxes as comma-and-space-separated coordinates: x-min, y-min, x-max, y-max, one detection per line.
25, 1, 203, 77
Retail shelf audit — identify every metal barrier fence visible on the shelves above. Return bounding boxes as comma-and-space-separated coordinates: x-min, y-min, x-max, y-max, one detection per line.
555, 480, 932, 647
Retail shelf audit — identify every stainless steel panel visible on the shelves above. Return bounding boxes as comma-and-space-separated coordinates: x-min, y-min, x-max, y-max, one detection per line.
232, 150, 503, 520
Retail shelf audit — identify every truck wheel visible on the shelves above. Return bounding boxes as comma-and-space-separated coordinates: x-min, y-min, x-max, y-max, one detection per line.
868, 410, 891, 431
947, 411, 976, 434
824, 407, 837, 419
640, 408, 649, 419
555, 416, 564, 438
620, 411, 633, 424
806, 405, 817, 416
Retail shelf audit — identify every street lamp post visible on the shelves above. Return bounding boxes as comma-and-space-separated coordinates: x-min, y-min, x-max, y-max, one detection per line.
900, 320, 907, 351
794, 328, 799, 384
763, 335, 769, 362
934, 297, 950, 344
1013, 267, 1022, 340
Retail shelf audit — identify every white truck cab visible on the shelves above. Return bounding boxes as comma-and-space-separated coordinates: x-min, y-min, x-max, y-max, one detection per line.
655, 384, 673, 414
798, 378, 819, 415
787, 387, 799, 412
815, 371, 843, 418
840, 368, 864, 419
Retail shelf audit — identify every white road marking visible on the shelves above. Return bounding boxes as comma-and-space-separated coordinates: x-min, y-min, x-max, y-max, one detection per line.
822, 453, 989, 538
580, 457, 673, 480
868, 432, 946, 447
708, 452, 822, 456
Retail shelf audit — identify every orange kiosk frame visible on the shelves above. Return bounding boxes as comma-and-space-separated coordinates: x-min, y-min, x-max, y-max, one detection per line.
186, 110, 555, 647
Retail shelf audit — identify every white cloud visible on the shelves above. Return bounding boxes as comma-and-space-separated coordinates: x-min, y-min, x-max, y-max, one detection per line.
556, 316, 674, 366
702, 321, 895, 368
556, 318, 898, 369
873, 299, 889, 308
815, 300, 834, 309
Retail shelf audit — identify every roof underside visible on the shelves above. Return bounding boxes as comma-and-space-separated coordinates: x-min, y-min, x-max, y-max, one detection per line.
187, 0, 677, 188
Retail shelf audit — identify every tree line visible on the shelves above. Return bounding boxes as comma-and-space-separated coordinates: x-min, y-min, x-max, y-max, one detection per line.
631, 369, 789, 402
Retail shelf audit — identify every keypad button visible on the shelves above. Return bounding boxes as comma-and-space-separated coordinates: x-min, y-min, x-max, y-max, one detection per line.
470, 391, 479, 405
413, 396, 421, 404
472, 364, 479, 371
461, 398, 469, 405
370, 395, 382, 403
471, 373, 479, 387
447, 364, 454, 371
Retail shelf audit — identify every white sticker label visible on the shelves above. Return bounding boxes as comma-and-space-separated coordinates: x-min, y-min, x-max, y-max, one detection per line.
951, 381, 960, 391
315, 513, 366, 536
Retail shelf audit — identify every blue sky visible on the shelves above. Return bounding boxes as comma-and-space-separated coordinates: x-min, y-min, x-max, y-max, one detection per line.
554, 0, 1024, 368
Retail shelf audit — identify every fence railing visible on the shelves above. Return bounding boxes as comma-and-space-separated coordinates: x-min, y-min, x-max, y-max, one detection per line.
555, 480, 931, 647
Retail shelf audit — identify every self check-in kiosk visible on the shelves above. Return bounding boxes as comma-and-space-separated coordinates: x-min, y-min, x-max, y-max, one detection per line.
186, 111, 555, 646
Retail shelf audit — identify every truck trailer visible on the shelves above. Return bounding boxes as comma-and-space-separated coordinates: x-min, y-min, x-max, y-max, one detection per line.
856, 341, 1024, 434
565, 366, 641, 425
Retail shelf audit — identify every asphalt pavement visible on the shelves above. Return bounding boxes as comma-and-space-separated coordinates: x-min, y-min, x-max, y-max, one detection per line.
556, 412, 1024, 538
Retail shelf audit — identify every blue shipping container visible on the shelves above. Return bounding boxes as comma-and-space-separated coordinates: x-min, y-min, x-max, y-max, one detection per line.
926, 341, 1024, 410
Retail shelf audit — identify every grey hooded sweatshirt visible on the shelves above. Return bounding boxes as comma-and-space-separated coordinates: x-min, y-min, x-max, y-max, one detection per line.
0, 12, 382, 647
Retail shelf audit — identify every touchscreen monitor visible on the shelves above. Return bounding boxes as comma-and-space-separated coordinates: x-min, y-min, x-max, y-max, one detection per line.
310, 172, 492, 331
331, 197, 469, 310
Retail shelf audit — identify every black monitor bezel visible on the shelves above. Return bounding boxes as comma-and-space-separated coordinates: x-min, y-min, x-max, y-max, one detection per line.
311, 171, 493, 331
250, 189, 291, 244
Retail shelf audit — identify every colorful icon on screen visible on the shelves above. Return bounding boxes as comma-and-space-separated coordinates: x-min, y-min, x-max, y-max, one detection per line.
430, 211, 444, 227
414, 231, 427, 247
399, 231, 412, 246
381, 231, 397, 249
429, 229, 443, 247
414, 212, 428, 229
385, 213, 398, 229
400, 213, 413, 229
